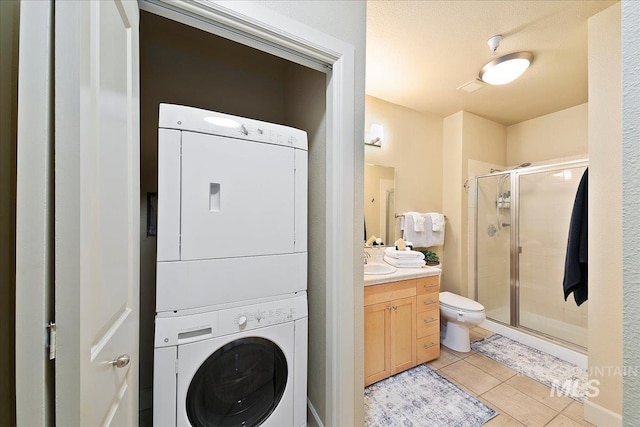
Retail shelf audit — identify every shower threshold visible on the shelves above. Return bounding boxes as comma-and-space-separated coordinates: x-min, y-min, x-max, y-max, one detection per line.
479, 318, 587, 369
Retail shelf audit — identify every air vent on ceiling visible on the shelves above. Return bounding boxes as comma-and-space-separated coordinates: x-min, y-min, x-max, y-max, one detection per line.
457, 79, 487, 93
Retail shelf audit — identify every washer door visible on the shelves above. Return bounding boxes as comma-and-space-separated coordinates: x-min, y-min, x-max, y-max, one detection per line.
185, 337, 288, 427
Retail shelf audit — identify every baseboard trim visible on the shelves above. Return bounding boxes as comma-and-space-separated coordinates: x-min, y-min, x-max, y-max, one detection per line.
583, 399, 622, 426
479, 319, 587, 368
307, 398, 324, 427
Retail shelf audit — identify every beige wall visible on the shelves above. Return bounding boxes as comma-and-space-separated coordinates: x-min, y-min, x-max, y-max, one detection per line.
443, 111, 507, 297
461, 113, 507, 297
586, 3, 622, 424
507, 103, 588, 166
442, 112, 464, 295
365, 96, 443, 244
0, 1, 19, 425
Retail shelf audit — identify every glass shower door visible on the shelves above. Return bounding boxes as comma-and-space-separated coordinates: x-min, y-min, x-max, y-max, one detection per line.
476, 173, 512, 325
517, 166, 588, 348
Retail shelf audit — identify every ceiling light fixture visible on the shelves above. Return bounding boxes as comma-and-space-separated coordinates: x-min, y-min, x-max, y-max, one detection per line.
479, 35, 533, 85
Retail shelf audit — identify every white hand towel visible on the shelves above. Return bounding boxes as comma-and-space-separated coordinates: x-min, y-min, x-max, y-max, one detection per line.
428, 213, 445, 232
384, 255, 426, 268
384, 247, 425, 259
401, 213, 427, 246
402, 213, 445, 247
411, 212, 425, 231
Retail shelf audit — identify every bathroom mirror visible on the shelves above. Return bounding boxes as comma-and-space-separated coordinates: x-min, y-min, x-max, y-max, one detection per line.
364, 164, 395, 245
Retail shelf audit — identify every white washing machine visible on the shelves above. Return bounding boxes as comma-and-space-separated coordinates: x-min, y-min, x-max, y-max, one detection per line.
156, 104, 308, 315
154, 293, 307, 427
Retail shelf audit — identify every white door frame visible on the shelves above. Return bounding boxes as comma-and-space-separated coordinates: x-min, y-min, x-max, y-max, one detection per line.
140, 1, 357, 425
14, 2, 55, 426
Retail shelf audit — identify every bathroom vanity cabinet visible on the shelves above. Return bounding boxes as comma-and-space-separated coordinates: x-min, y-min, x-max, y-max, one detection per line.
364, 273, 440, 386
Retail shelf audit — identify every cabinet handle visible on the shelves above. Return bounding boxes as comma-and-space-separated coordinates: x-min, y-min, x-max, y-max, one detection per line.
423, 342, 437, 350
392, 306, 398, 310
423, 300, 437, 305
423, 284, 437, 289
387, 306, 392, 311
423, 318, 437, 324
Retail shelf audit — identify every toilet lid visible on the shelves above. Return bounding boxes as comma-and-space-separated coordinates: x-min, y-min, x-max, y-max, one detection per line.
439, 291, 485, 312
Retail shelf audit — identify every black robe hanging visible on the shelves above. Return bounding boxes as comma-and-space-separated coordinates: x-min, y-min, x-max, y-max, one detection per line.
563, 168, 588, 306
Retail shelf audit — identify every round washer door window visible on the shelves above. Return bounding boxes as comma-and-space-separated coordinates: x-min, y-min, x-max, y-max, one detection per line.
186, 337, 288, 427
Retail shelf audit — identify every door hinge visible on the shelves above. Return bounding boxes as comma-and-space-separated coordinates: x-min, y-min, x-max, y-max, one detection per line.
47, 321, 56, 360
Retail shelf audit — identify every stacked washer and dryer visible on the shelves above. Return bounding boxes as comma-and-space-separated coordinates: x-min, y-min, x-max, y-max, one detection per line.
153, 104, 308, 427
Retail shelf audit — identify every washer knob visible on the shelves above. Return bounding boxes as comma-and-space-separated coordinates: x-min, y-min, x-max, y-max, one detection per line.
238, 316, 248, 327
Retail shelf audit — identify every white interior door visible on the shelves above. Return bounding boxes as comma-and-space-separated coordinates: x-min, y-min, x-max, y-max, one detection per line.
55, 1, 140, 425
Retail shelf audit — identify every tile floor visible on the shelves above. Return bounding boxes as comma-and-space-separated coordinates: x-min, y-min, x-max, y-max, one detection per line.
428, 327, 595, 427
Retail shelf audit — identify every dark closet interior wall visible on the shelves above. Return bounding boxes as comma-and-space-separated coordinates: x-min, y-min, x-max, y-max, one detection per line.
0, 1, 19, 426
139, 11, 325, 421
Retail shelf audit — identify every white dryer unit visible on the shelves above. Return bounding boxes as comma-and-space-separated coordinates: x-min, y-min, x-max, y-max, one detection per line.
156, 104, 308, 314
153, 293, 308, 427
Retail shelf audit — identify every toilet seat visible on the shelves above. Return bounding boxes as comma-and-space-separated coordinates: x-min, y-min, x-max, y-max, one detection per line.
439, 291, 484, 312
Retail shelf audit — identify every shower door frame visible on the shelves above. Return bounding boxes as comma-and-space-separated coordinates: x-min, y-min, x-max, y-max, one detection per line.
474, 159, 589, 347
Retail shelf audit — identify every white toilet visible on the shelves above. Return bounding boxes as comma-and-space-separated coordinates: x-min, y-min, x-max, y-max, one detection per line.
439, 291, 486, 353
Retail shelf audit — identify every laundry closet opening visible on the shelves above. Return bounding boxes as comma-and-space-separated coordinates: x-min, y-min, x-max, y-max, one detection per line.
139, 11, 327, 423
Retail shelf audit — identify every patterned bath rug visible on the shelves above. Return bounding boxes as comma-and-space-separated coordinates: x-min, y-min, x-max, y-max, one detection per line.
471, 334, 587, 401
364, 364, 497, 427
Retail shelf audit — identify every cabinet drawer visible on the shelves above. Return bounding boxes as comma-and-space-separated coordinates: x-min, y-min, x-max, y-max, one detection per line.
417, 333, 440, 363
365, 279, 416, 306
417, 308, 440, 338
416, 276, 439, 294
417, 292, 439, 312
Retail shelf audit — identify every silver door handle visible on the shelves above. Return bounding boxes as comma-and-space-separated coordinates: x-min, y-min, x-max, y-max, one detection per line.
111, 354, 130, 369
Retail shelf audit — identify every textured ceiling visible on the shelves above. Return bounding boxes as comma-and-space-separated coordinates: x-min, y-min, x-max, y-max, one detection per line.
366, 0, 617, 125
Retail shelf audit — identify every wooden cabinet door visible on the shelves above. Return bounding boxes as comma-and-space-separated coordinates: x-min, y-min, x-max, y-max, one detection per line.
364, 301, 391, 386
390, 296, 416, 374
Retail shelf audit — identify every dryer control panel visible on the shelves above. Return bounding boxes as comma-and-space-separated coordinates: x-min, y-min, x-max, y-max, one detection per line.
218, 294, 307, 335
155, 293, 308, 347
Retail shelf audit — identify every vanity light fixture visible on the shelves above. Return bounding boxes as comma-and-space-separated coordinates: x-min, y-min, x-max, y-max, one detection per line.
365, 123, 384, 147
479, 35, 533, 85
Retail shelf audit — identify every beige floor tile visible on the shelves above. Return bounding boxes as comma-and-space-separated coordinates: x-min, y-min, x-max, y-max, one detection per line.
505, 375, 572, 412
465, 353, 517, 381
482, 383, 558, 427
472, 326, 495, 337
483, 413, 527, 427
443, 346, 478, 359
437, 370, 480, 397
470, 330, 486, 342
545, 414, 586, 427
561, 401, 596, 427
439, 360, 502, 395
477, 395, 527, 426
427, 346, 461, 370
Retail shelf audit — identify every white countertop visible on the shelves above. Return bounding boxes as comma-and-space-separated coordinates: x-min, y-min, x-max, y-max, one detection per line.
364, 263, 441, 286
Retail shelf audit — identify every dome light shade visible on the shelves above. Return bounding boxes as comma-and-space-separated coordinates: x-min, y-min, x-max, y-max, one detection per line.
479, 52, 533, 85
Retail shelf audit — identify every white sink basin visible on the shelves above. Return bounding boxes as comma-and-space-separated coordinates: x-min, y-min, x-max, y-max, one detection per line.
364, 263, 397, 275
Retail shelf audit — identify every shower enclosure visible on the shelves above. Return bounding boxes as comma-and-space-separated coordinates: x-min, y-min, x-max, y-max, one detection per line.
475, 160, 588, 349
